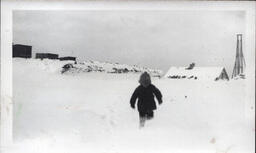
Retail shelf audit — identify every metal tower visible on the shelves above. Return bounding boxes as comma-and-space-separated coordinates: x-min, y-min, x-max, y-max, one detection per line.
232, 34, 246, 79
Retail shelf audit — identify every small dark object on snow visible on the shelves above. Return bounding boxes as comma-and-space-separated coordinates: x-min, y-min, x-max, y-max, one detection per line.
185, 96, 187, 98
61, 63, 74, 74
188, 76, 194, 79
186, 63, 195, 70
63, 63, 73, 69
111, 67, 130, 73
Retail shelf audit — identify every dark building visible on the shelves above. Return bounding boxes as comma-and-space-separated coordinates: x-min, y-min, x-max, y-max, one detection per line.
59, 56, 76, 61
13, 44, 32, 58
36, 53, 59, 60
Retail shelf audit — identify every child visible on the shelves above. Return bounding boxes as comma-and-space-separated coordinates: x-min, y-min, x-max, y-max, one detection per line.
130, 72, 163, 128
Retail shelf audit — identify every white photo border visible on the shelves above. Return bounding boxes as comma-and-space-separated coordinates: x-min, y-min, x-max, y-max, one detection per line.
1, 0, 255, 151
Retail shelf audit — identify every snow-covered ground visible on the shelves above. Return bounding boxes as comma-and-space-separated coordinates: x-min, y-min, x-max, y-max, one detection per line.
9, 58, 255, 153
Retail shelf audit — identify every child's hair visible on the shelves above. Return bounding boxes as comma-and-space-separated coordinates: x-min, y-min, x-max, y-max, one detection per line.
139, 72, 151, 87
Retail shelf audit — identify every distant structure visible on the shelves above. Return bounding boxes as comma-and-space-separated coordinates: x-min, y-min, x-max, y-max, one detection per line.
164, 66, 229, 81
232, 34, 246, 79
59, 56, 76, 61
36, 53, 59, 60
13, 44, 32, 58
185, 63, 195, 70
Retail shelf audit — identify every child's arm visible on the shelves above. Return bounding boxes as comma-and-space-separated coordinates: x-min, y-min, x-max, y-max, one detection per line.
152, 85, 163, 104
130, 87, 139, 109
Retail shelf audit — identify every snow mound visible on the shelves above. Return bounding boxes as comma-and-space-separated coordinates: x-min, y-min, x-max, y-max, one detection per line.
164, 66, 229, 81
13, 58, 75, 73
12, 58, 162, 77
62, 60, 162, 76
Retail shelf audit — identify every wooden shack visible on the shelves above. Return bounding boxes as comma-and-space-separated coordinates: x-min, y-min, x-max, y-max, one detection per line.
59, 56, 76, 61
13, 44, 32, 58
36, 53, 59, 60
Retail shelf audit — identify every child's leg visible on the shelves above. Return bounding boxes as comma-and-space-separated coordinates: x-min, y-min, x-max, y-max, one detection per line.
139, 111, 146, 128
139, 117, 146, 127
146, 110, 154, 120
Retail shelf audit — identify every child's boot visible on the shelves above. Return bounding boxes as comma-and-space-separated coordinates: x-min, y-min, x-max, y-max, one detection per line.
139, 117, 146, 128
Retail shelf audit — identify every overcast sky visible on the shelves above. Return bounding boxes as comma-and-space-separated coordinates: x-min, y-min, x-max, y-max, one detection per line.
13, 11, 245, 74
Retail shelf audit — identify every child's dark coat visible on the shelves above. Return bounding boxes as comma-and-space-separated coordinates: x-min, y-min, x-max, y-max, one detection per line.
130, 84, 162, 112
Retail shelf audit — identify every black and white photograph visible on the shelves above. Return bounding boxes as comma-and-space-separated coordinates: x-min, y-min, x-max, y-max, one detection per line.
1, 1, 255, 153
